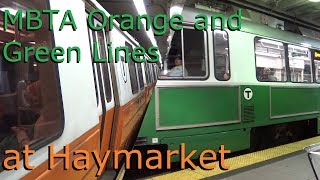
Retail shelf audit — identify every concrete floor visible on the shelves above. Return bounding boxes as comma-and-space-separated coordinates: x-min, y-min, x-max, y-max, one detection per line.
209, 153, 317, 180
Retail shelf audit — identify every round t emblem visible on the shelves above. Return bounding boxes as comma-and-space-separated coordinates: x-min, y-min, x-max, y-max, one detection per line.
243, 88, 253, 100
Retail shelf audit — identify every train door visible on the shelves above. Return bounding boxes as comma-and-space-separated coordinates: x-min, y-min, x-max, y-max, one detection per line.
86, 15, 115, 158
95, 27, 115, 157
108, 39, 146, 153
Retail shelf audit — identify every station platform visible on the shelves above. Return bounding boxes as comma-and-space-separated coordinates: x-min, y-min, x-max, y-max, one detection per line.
148, 136, 320, 180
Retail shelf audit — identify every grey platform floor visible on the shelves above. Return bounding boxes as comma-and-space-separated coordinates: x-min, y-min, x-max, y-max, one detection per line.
207, 152, 317, 180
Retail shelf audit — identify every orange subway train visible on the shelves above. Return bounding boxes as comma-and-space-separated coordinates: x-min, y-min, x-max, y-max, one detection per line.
0, 0, 159, 179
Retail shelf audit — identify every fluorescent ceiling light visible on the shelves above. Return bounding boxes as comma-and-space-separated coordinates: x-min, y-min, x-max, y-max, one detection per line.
309, 0, 320, 2
256, 51, 281, 58
300, 43, 312, 48
133, 0, 162, 63
259, 39, 283, 46
170, 5, 183, 17
167, 35, 172, 42
289, 44, 308, 51
0, 7, 26, 17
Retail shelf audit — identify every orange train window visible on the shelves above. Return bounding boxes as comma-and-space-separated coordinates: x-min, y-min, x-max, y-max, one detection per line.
126, 42, 139, 94
0, 0, 63, 167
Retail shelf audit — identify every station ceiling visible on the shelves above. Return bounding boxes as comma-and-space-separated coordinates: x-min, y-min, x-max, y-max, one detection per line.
97, 0, 169, 62
97, 0, 320, 64
248, 0, 320, 25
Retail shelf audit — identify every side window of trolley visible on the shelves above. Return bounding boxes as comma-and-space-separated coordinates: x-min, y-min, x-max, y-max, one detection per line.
288, 45, 312, 83
0, 0, 63, 161
214, 30, 230, 81
160, 27, 208, 79
255, 38, 287, 82
314, 50, 320, 83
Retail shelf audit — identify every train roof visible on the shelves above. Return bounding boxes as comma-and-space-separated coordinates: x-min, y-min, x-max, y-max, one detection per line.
180, 6, 320, 50
87, 0, 141, 48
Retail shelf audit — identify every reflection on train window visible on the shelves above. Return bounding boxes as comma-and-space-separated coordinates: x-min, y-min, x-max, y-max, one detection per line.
160, 28, 207, 79
101, 63, 112, 102
149, 64, 154, 83
137, 63, 144, 90
0, 0, 62, 164
96, 30, 113, 102
87, 25, 100, 106
288, 45, 312, 83
152, 65, 157, 81
144, 62, 150, 85
214, 30, 230, 81
151, 64, 155, 82
126, 42, 139, 94
255, 38, 287, 82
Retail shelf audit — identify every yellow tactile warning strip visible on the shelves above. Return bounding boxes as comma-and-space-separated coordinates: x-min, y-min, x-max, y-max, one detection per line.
117, 164, 126, 180
148, 136, 320, 180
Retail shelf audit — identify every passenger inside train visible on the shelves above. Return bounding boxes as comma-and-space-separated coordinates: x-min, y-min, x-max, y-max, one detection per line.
255, 38, 315, 83
216, 66, 230, 80
0, 60, 62, 164
166, 55, 188, 77
257, 68, 278, 81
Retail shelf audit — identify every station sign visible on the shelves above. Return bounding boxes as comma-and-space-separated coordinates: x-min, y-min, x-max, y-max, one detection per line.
315, 50, 320, 61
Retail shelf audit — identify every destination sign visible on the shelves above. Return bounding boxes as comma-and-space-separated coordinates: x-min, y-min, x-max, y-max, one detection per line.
315, 51, 320, 60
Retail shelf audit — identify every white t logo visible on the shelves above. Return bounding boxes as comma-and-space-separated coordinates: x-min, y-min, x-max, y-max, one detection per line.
244, 88, 253, 100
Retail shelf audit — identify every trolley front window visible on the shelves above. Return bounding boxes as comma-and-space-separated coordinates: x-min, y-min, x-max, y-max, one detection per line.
0, 0, 63, 165
160, 27, 208, 80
